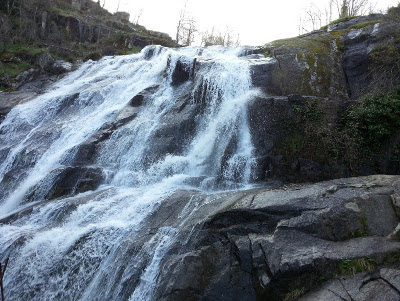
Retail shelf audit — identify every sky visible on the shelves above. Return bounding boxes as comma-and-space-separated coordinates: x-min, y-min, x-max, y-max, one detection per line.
103, 0, 399, 46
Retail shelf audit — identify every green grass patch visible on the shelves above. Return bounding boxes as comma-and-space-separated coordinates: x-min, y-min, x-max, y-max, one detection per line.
348, 20, 381, 30
117, 46, 143, 55
328, 16, 358, 26
0, 61, 32, 77
339, 256, 377, 275
4, 44, 45, 57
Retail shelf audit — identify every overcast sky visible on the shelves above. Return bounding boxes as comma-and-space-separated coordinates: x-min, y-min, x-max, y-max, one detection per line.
104, 0, 399, 46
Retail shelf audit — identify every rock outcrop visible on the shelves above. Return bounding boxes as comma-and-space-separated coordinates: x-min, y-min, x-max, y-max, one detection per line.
254, 13, 400, 100
150, 175, 400, 301
0, 0, 178, 90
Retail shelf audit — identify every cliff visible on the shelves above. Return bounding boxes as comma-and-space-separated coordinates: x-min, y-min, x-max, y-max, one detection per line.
0, 0, 177, 90
248, 8, 400, 183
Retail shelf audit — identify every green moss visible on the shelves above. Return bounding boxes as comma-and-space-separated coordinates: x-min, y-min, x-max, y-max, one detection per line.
384, 251, 400, 264
348, 20, 381, 30
49, 187, 66, 200
339, 256, 377, 275
0, 61, 32, 77
4, 45, 45, 56
328, 16, 358, 26
76, 184, 93, 193
117, 46, 142, 55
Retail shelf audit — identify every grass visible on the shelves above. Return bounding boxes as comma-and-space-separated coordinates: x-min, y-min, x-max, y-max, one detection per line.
117, 46, 142, 55
384, 252, 400, 264
339, 256, 377, 275
348, 20, 381, 30
0, 61, 32, 77
5, 44, 46, 56
283, 287, 306, 301
328, 16, 358, 26
352, 216, 370, 238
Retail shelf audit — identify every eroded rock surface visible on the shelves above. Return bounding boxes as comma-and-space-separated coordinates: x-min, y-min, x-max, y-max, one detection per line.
151, 175, 400, 300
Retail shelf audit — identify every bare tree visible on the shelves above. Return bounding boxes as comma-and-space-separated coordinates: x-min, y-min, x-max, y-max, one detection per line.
299, 0, 377, 34
133, 8, 143, 25
176, 0, 187, 43
299, 2, 327, 34
175, 1, 197, 46
201, 26, 240, 47
332, 0, 373, 18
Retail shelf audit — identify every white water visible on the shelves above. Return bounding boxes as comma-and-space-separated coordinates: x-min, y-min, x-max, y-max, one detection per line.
0, 45, 261, 300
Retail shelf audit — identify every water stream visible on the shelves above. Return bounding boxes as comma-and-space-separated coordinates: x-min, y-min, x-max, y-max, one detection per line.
0, 45, 263, 300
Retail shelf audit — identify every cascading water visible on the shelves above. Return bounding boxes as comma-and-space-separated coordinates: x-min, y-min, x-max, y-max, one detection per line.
0, 45, 263, 300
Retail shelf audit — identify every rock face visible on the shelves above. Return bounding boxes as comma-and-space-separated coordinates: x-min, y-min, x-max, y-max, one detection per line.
247, 12, 400, 182
151, 175, 400, 301
254, 13, 400, 100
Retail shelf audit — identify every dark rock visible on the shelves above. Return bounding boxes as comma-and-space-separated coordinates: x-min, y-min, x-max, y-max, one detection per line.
144, 99, 200, 164
49, 60, 73, 75
36, 52, 55, 70
152, 175, 400, 301
249, 58, 280, 95
171, 57, 195, 86
45, 166, 104, 200
15, 68, 41, 85
84, 52, 102, 62
130, 94, 144, 107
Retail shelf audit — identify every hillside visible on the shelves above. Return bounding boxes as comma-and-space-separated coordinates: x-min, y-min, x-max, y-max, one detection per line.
0, 0, 177, 90
246, 6, 400, 182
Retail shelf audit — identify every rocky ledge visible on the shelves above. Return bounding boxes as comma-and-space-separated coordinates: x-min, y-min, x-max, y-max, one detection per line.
152, 175, 400, 300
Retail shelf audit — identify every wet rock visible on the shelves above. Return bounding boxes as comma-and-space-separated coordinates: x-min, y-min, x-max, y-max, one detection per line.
45, 166, 104, 200
171, 57, 195, 86
0, 91, 38, 123
129, 85, 159, 107
49, 60, 73, 75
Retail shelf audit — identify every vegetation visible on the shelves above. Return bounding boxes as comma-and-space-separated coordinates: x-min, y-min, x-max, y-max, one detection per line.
344, 89, 400, 154
277, 87, 400, 174
347, 20, 381, 29
328, 15, 358, 26
352, 216, 370, 237
367, 40, 400, 94
384, 251, 400, 264
0, 0, 177, 90
339, 256, 377, 275
283, 287, 306, 301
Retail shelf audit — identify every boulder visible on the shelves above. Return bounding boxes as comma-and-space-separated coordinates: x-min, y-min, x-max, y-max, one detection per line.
44, 166, 104, 200
15, 68, 41, 85
171, 57, 196, 86
153, 175, 400, 300
49, 60, 73, 75
36, 52, 55, 70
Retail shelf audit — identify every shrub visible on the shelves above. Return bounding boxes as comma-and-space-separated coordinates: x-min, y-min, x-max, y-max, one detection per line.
345, 89, 400, 154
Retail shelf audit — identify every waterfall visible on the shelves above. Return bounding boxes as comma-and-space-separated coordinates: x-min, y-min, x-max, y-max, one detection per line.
0, 45, 263, 300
